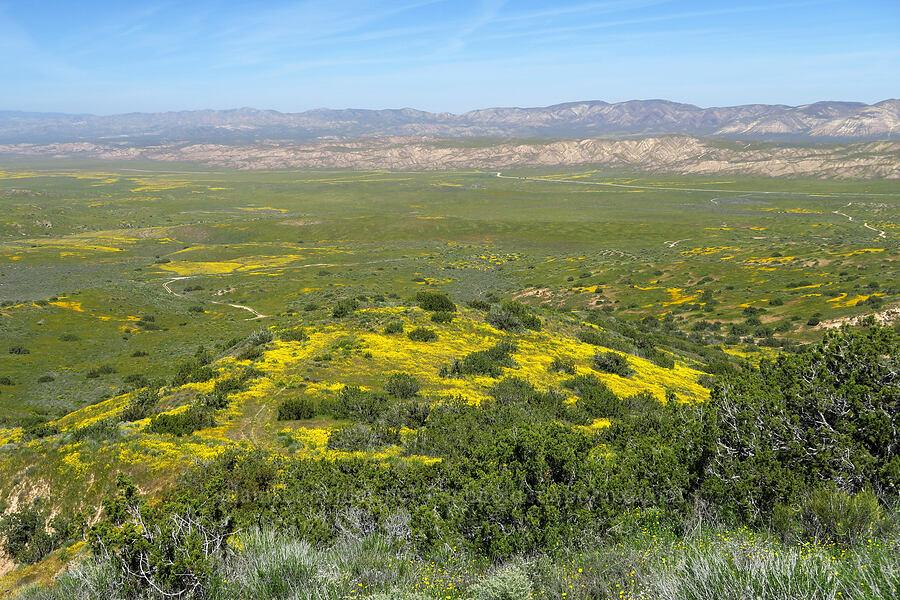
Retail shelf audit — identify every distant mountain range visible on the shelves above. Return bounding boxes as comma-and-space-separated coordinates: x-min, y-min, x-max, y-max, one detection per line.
1, 99, 899, 143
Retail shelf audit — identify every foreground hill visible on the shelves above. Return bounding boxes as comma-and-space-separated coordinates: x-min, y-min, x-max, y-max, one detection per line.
3, 136, 899, 179
1, 99, 898, 144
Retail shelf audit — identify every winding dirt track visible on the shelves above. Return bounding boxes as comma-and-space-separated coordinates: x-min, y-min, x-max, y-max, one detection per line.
162, 276, 269, 320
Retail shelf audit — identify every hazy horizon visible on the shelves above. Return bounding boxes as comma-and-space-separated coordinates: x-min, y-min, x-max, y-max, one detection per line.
2, 0, 898, 115
3, 97, 900, 119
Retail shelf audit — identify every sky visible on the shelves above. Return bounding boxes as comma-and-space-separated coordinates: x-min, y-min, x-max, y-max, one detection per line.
1, 0, 898, 115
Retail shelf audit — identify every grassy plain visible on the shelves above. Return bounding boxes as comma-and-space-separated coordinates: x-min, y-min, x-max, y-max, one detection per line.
0, 160, 897, 597
0, 161, 896, 418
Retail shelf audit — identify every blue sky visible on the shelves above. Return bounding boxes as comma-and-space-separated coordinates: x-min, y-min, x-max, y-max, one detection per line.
1, 0, 898, 114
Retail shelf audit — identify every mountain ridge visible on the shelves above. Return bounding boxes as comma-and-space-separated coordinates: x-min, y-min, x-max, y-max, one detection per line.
1, 99, 899, 143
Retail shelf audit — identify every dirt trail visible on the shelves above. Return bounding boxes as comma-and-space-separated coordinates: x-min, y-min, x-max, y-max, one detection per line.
831, 203, 888, 238
162, 276, 269, 320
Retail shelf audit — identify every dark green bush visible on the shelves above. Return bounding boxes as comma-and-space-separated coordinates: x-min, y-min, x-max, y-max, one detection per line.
237, 346, 263, 361
8, 345, 29, 355
548, 356, 576, 374
487, 301, 541, 332
147, 404, 215, 437
468, 299, 492, 311
415, 291, 456, 312
326, 424, 401, 451
774, 488, 886, 545
22, 422, 60, 441
325, 385, 390, 422
383, 320, 404, 334
385, 372, 420, 398
430, 311, 455, 323
279, 327, 309, 342
442, 341, 517, 377
171, 358, 216, 386
704, 324, 899, 520
332, 298, 359, 318
407, 327, 438, 342
592, 352, 634, 377
564, 374, 621, 418
120, 388, 159, 422
58, 333, 80, 342
0, 501, 81, 565
277, 396, 317, 421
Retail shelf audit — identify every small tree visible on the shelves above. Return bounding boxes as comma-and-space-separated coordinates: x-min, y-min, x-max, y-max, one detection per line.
385, 373, 420, 399
415, 291, 456, 312
592, 352, 634, 377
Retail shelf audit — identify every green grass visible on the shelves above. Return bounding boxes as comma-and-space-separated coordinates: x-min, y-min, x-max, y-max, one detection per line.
1, 162, 894, 419
13, 520, 900, 600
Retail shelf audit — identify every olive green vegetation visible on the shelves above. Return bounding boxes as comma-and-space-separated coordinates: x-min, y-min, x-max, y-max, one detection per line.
0, 163, 896, 419
6, 323, 900, 599
0, 162, 898, 598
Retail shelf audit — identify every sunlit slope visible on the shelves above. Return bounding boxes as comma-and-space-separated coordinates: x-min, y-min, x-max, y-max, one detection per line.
0, 307, 708, 519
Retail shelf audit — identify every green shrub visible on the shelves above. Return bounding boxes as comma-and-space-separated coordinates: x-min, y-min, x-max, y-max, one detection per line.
332, 298, 359, 318
22, 422, 60, 441
279, 327, 309, 342
793, 488, 885, 545
430, 311, 455, 323
326, 386, 390, 422
237, 346, 263, 361
548, 357, 576, 374
564, 374, 621, 417
704, 324, 900, 520
0, 501, 81, 565
383, 320, 404, 334
58, 333, 80, 342
470, 565, 532, 600
8, 345, 30, 355
487, 301, 541, 332
88, 474, 233, 598
171, 358, 216, 385
277, 397, 317, 421
385, 373, 420, 399
407, 327, 438, 342
442, 341, 517, 377
147, 404, 215, 436
0, 376, 13, 385
592, 352, 634, 377
415, 291, 456, 312
327, 424, 400, 451
577, 329, 608, 346
36, 374, 55, 383
120, 387, 159, 422
468, 299, 492, 311
136, 315, 160, 330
